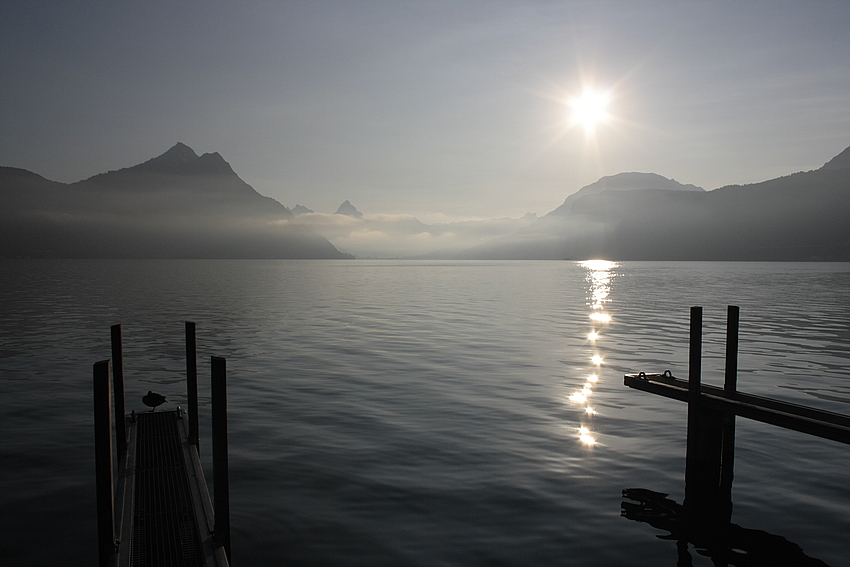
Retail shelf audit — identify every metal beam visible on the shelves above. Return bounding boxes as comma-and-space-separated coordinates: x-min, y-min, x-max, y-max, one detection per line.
625, 372, 850, 445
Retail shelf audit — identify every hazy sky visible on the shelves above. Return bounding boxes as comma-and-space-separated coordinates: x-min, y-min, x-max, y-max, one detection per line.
2, 1, 849, 221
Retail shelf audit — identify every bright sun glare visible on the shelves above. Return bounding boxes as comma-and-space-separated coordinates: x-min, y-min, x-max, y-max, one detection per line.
569, 90, 611, 133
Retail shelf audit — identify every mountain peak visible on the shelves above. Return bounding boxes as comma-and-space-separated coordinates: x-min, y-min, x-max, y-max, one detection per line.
127, 144, 239, 177
155, 142, 199, 163
132, 142, 200, 173
820, 145, 850, 170
195, 152, 236, 176
583, 172, 704, 193
547, 172, 704, 217
334, 200, 363, 218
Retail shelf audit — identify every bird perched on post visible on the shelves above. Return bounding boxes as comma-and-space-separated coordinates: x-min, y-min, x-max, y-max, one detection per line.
142, 391, 167, 412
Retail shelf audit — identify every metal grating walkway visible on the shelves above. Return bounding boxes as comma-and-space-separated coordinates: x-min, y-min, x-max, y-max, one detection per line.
132, 411, 206, 567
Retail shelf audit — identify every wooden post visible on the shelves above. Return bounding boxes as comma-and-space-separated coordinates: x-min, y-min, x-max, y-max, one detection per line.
186, 321, 199, 451
724, 306, 739, 394
110, 325, 127, 459
684, 307, 725, 524
719, 305, 740, 520
685, 306, 703, 465
211, 356, 231, 562
94, 360, 117, 567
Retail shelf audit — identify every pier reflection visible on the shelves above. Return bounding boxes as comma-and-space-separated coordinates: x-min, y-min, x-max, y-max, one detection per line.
568, 260, 618, 445
620, 487, 830, 567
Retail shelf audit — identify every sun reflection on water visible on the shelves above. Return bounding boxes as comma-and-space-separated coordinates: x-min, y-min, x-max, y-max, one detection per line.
568, 260, 618, 446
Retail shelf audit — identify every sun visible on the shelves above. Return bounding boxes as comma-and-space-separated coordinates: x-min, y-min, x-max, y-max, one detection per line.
569, 89, 611, 134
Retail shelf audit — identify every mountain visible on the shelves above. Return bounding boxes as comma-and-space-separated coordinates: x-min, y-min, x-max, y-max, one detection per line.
0, 143, 352, 259
334, 200, 363, 218
292, 204, 314, 215
457, 147, 850, 261
820, 146, 850, 171
548, 172, 704, 217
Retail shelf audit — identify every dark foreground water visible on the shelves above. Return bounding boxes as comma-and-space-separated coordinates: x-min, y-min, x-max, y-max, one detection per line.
1, 260, 849, 566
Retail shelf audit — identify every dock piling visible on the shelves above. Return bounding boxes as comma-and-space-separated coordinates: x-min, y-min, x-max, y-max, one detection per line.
683, 306, 726, 524
724, 306, 739, 394
94, 360, 118, 567
110, 325, 127, 459
685, 306, 702, 465
211, 356, 231, 563
625, 305, 850, 527
623, 305, 850, 560
186, 321, 199, 451
719, 306, 740, 517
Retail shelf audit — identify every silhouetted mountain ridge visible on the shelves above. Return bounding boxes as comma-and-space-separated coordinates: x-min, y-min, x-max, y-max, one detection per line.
335, 200, 363, 218
820, 145, 850, 170
0, 143, 351, 259
458, 146, 850, 261
549, 172, 704, 217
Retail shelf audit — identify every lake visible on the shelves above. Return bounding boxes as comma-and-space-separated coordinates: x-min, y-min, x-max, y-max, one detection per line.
1, 260, 848, 566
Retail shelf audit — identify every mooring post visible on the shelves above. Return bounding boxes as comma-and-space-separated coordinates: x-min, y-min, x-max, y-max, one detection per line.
110, 325, 127, 459
684, 306, 725, 524
719, 305, 740, 520
94, 360, 117, 567
186, 321, 199, 451
724, 306, 739, 394
685, 306, 703, 466
211, 356, 231, 562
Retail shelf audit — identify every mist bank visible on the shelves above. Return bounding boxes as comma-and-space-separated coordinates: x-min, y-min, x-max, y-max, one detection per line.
286, 212, 539, 258
0, 144, 351, 259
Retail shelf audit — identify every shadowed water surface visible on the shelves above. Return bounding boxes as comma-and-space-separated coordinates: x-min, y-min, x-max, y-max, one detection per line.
1, 260, 848, 566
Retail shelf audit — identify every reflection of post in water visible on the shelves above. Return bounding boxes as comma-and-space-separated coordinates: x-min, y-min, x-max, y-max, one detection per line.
621, 306, 848, 566
621, 488, 830, 566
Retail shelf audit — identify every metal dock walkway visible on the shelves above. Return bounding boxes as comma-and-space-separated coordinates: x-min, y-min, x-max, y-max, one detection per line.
94, 323, 230, 567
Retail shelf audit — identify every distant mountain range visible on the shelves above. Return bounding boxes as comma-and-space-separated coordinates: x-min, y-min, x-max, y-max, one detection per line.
457, 147, 850, 261
0, 143, 352, 258
3, 142, 848, 260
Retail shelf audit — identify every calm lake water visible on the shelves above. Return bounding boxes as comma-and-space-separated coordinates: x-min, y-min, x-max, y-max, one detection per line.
1, 260, 849, 566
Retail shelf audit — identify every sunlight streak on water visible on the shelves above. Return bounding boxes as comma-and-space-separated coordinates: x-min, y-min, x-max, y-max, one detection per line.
567, 260, 620, 447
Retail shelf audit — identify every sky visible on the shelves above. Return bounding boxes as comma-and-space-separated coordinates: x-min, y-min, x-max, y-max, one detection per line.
2, 1, 849, 222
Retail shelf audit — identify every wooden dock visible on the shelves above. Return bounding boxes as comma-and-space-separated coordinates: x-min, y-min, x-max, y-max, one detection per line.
94, 323, 230, 567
